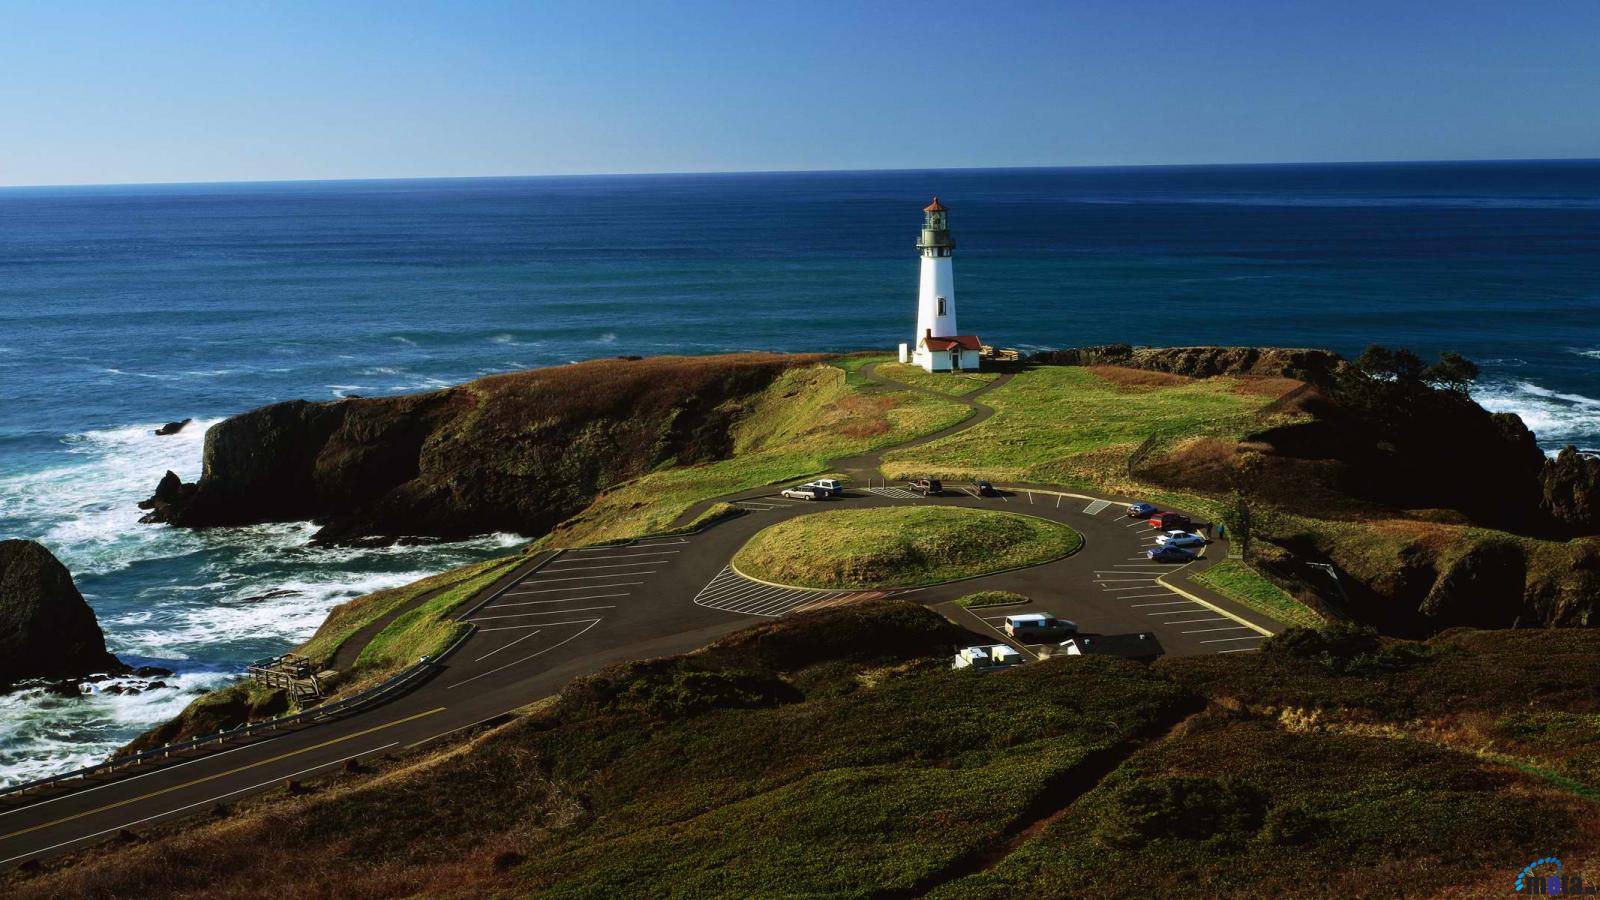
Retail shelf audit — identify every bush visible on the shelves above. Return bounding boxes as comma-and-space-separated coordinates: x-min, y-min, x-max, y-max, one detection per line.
1263, 621, 1429, 675
1095, 775, 1268, 848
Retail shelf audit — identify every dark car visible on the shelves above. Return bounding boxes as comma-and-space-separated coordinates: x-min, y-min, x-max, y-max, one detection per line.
1146, 544, 1197, 563
1127, 502, 1158, 518
973, 479, 997, 496
908, 477, 944, 496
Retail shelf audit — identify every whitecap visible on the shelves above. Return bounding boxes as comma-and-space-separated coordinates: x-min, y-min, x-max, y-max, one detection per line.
1571, 349, 1600, 361
594, 332, 618, 344
1473, 380, 1600, 451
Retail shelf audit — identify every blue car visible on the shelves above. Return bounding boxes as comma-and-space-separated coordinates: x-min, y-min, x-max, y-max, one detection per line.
1146, 544, 1196, 562
1127, 502, 1158, 518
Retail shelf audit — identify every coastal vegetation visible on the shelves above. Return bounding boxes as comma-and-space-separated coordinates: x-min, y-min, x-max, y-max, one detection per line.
874, 359, 1002, 396
19, 603, 1598, 899
1190, 560, 1323, 630
544, 360, 969, 546
732, 507, 1081, 589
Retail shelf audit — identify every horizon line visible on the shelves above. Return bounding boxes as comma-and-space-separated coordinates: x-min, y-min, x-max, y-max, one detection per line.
3, 155, 1597, 192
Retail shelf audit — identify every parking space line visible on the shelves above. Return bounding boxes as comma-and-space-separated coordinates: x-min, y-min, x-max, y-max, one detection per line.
1217, 647, 1260, 653
538, 561, 663, 572
1102, 585, 1169, 592
1146, 609, 1201, 616
1168, 617, 1229, 625
1121, 593, 1181, 600
474, 629, 542, 661
447, 619, 605, 690
1202, 635, 1265, 644
1131, 600, 1195, 607
468, 606, 617, 621
504, 581, 642, 596
546, 551, 677, 563
488, 593, 630, 609
1183, 625, 1253, 634
1113, 565, 1173, 571
1095, 576, 1159, 581
525, 571, 656, 584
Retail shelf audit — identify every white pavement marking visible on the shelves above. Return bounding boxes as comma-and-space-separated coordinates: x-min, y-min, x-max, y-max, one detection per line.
504, 582, 643, 596
476, 618, 610, 631
1217, 647, 1260, 653
537, 561, 662, 572
1056, 494, 1063, 508
475, 629, 542, 661
488, 593, 630, 608
468, 606, 616, 621
1131, 600, 1196, 607
1120, 593, 1181, 600
0, 744, 400, 868
1101, 585, 1166, 592
448, 618, 606, 690
546, 551, 677, 562
1147, 609, 1202, 616
1167, 617, 1229, 625
1202, 635, 1265, 643
524, 571, 657, 584
1183, 626, 1254, 634
1083, 499, 1112, 515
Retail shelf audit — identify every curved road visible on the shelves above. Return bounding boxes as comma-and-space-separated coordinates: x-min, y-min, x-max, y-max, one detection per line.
0, 364, 1283, 869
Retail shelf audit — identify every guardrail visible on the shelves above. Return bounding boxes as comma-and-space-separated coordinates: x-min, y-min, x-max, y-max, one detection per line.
0, 625, 477, 803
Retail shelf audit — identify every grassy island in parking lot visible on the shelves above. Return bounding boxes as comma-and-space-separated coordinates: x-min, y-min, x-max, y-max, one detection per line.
732, 506, 1082, 589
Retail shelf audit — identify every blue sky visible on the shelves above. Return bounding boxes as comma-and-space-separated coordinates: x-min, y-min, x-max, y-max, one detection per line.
3, 0, 1597, 186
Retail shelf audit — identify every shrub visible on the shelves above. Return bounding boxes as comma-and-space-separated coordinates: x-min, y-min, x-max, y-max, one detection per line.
1095, 775, 1268, 847
954, 591, 1029, 609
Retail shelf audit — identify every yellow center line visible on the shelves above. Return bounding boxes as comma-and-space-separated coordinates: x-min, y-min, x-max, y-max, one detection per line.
1, 706, 446, 842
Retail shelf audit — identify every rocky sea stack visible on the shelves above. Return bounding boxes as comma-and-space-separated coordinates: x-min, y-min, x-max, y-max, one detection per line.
138, 353, 821, 544
0, 539, 126, 689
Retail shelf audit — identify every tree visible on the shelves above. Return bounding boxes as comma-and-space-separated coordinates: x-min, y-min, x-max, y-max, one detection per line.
1424, 351, 1479, 395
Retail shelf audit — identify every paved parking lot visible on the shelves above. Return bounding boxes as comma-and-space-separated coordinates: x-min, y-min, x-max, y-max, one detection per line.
443, 537, 696, 690
693, 565, 893, 617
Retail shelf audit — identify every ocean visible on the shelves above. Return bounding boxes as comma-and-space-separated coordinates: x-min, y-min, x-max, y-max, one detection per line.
2, 160, 1598, 784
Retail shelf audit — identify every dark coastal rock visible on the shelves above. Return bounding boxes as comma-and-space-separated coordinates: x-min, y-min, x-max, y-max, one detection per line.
154, 418, 192, 436
1029, 344, 1344, 383
1542, 446, 1600, 532
0, 539, 127, 689
136, 353, 821, 544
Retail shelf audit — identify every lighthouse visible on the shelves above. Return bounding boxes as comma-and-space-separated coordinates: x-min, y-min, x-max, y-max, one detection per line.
904, 197, 982, 373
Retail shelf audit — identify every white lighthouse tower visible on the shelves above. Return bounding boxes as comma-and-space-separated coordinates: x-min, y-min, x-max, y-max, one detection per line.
905, 197, 982, 373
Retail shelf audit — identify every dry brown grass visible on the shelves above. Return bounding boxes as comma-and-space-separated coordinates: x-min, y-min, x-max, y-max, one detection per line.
1086, 364, 1195, 389
1230, 375, 1305, 398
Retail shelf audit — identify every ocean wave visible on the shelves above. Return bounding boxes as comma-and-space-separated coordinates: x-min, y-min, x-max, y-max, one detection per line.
0, 420, 218, 575
0, 668, 236, 788
1473, 380, 1600, 451
1571, 348, 1600, 361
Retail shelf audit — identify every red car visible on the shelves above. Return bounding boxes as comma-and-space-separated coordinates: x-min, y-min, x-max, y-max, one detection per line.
1150, 512, 1193, 531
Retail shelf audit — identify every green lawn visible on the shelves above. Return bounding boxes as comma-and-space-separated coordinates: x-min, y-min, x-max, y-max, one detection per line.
733, 506, 1081, 589
883, 366, 1267, 483
1191, 560, 1323, 629
954, 590, 1031, 609
875, 361, 1002, 396
546, 362, 969, 546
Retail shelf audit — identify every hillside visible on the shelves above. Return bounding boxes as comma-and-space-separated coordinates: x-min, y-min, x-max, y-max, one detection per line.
12, 603, 1598, 898
136, 353, 927, 543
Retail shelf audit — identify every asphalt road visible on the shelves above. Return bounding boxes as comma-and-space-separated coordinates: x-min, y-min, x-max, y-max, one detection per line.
0, 366, 1284, 869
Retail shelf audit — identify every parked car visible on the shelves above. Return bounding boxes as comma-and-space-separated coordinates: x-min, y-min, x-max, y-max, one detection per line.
1003, 613, 1078, 642
780, 486, 826, 500
908, 477, 944, 496
1146, 544, 1197, 562
973, 479, 997, 496
801, 478, 844, 497
1150, 512, 1193, 531
1127, 502, 1158, 518
1155, 530, 1207, 549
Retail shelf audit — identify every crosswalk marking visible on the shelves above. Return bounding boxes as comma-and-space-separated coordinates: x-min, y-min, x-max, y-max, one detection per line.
693, 566, 893, 618
1083, 499, 1112, 515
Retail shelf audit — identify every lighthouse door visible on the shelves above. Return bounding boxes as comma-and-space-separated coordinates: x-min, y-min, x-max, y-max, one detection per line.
951, 349, 962, 371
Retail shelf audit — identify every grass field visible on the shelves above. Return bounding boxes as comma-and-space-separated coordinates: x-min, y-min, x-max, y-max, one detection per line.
882, 366, 1272, 484
733, 506, 1081, 589
546, 362, 969, 546
875, 361, 1002, 396
1190, 560, 1323, 629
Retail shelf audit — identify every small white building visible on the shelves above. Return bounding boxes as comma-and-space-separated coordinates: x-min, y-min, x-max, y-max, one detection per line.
905, 197, 983, 373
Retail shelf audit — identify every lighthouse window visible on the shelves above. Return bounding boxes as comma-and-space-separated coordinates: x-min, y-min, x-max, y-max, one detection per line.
937, 297, 946, 316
